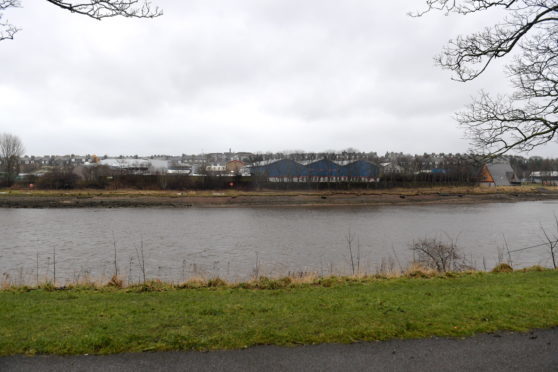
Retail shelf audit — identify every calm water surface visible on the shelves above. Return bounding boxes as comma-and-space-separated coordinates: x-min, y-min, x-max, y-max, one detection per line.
1, 201, 557, 284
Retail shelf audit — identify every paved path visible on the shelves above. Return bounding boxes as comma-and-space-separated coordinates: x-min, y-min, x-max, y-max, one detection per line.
2, 328, 557, 371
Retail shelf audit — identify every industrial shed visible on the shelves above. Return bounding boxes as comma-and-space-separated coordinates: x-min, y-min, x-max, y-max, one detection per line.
251, 158, 379, 183
340, 160, 380, 182
305, 159, 341, 181
251, 159, 307, 182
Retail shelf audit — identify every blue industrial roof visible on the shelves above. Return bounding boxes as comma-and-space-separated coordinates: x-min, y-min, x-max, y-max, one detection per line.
252, 158, 379, 178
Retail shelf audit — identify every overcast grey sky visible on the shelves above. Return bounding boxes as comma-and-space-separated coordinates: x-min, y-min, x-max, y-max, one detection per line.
1, 0, 557, 157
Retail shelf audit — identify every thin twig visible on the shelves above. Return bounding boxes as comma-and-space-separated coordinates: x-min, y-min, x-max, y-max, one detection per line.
36, 250, 39, 286
503, 234, 513, 266
53, 246, 56, 285
112, 230, 118, 277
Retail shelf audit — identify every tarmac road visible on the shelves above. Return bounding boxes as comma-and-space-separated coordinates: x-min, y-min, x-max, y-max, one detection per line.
1, 328, 557, 372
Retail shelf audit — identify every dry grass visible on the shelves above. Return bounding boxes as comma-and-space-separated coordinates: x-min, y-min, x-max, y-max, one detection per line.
521, 265, 548, 272
492, 263, 514, 273
1, 257, 552, 292
0, 185, 554, 199
1, 264, 532, 292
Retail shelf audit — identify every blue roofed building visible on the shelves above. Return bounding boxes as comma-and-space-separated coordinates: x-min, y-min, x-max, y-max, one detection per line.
251, 159, 307, 182
251, 158, 380, 183
339, 160, 380, 182
305, 159, 341, 182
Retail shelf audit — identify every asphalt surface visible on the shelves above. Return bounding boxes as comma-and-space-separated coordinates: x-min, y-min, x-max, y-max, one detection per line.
2, 328, 557, 371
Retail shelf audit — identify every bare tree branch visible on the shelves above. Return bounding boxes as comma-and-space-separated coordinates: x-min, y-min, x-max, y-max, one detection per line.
417, 0, 558, 156
44, 0, 162, 20
0, 0, 20, 41
0, 0, 161, 42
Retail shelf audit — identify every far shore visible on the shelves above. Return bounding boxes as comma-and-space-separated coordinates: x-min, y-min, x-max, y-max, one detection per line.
0, 186, 558, 208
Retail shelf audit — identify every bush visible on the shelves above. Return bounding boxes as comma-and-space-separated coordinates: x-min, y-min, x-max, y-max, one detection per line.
107, 275, 124, 288
492, 263, 514, 273
36, 168, 79, 189
410, 238, 461, 273
254, 276, 292, 289
207, 278, 227, 288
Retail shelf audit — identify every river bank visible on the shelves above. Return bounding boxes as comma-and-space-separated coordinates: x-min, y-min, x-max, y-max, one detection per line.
0, 270, 557, 355
1, 186, 557, 208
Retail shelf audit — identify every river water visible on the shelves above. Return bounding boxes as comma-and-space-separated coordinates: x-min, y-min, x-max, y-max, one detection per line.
1, 201, 557, 284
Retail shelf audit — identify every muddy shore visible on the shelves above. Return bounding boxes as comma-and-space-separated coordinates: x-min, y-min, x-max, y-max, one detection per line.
1, 189, 558, 208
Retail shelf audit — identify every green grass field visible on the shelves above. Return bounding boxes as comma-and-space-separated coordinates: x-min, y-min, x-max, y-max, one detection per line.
1, 270, 557, 355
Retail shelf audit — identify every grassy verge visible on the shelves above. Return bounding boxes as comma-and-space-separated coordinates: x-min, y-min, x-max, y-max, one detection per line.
1, 270, 557, 355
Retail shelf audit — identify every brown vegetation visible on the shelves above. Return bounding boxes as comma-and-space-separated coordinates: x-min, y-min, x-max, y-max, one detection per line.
0, 186, 557, 208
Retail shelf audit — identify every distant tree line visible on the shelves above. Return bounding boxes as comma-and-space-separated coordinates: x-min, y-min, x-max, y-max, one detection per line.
509, 156, 558, 180
7, 148, 558, 190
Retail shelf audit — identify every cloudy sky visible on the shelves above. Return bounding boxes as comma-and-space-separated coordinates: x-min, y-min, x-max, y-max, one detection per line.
1, 0, 556, 157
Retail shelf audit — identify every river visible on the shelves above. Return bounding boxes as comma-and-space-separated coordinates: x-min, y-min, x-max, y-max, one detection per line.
1, 200, 557, 284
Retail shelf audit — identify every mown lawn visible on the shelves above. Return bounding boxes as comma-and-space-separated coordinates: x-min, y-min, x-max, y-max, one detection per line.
1, 271, 557, 355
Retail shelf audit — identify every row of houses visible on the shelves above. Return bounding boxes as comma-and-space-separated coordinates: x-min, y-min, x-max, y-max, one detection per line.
19, 151, 255, 171
95, 158, 250, 176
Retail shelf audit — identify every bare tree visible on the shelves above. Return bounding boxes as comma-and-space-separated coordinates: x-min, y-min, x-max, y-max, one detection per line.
416, 1, 558, 157
0, 133, 24, 186
410, 238, 460, 272
1, 0, 161, 41
539, 217, 558, 269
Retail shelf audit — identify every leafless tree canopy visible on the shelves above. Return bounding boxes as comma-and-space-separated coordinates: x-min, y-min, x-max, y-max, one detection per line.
0, 133, 24, 186
417, 1, 558, 156
410, 238, 461, 272
0, 0, 161, 41
0, 0, 19, 41
45, 0, 162, 20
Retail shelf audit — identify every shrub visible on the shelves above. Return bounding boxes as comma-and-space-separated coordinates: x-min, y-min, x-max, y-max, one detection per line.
107, 275, 124, 288
405, 263, 436, 278
255, 276, 293, 289
36, 168, 80, 189
207, 278, 227, 288
255, 276, 277, 289
410, 238, 461, 273
492, 263, 514, 273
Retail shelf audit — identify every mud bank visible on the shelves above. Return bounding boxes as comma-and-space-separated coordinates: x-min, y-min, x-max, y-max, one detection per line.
1, 189, 558, 208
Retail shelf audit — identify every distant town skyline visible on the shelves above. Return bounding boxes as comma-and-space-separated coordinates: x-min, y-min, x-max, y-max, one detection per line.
2, 0, 558, 157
